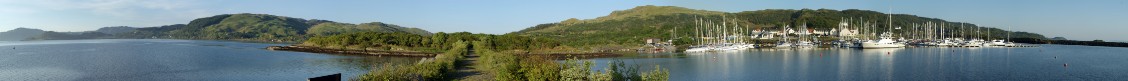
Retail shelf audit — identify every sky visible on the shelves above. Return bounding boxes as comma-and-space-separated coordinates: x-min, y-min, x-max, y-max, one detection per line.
0, 0, 1125, 41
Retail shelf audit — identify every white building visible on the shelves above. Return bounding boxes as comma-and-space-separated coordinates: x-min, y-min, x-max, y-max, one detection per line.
833, 22, 859, 37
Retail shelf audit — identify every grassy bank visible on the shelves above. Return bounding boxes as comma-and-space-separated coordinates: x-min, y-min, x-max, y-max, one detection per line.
473, 40, 669, 81
354, 41, 469, 80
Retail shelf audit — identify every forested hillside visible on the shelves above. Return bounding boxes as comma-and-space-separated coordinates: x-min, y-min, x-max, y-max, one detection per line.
299, 32, 558, 53
514, 5, 1046, 46
143, 13, 431, 42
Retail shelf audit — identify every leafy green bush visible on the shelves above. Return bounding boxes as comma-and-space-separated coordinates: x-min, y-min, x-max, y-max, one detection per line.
356, 41, 469, 81
641, 65, 670, 81
519, 56, 561, 81
559, 59, 593, 81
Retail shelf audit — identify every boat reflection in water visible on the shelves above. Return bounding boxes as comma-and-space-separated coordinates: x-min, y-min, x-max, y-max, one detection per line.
588, 45, 1128, 80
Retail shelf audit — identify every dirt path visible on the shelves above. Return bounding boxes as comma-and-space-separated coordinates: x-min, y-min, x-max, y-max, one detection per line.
452, 47, 491, 80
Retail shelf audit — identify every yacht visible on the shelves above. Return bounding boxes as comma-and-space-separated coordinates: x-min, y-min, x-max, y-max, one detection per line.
774, 42, 794, 48
935, 38, 958, 46
860, 32, 905, 48
684, 46, 713, 52
794, 41, 815, 48
959, 39, 985, 47
988, 40, 1013, 47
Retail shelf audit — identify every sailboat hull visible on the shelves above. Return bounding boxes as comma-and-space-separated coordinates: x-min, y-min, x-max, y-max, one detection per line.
860, 42, 904, 48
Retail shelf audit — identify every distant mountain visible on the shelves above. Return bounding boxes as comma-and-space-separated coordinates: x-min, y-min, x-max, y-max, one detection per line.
2, 13, 430, 42
0, 27, 117, 41
1050, 37, 1068, 40
28, 31, 110, 40
514, 5, 1047, 46
0, 28, 46, 41
114, 24, 185, 39
95, 26, 137, 35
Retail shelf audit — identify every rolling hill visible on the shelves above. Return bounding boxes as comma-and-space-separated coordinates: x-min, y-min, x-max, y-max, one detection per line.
0, 28, 46, 41
148, 13, 431, 42
0, 13, 431, 42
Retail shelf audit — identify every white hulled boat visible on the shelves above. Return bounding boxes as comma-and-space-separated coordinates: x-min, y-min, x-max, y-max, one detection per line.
860, 32, 905, 48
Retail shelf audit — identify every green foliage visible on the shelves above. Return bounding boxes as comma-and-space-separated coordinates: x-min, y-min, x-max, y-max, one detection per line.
474, 39, 667, 81
475, 40, 524, 80
301, 31, 560, 54
306, 22, 357, 36
640, 65, 670, 81
336, 33, 665, 81
519, 56, 561, 81
356, 41, 469, 81
301, 32, 431, 51
199, 13, 311, 41
357, 22, 433, 36
607, 60, 641, 81
596, 5, 726, 22
559, 58, 594, 81
356, 64, 416, 81
129, 13, 433, 43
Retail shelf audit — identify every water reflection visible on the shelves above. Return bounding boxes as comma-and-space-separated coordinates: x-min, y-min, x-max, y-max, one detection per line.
0, 39, 432, 80
591, 47, 1128, 80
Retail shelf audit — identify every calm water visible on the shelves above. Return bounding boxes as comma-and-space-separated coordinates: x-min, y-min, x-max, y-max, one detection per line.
590, 45, 1128, 81
0, 39, 423, 81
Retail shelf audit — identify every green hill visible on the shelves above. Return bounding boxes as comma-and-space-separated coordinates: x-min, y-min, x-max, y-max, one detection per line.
307, 22, 433, 37
514, 5, 1047, 47
153, 13, 431, 42
2, 13, 431, 42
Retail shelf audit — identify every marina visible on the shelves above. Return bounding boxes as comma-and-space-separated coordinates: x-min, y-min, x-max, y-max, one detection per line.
598, 44, 1127, 81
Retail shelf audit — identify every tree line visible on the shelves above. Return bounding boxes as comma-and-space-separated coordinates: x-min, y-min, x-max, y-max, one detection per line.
300, 31, 561, 53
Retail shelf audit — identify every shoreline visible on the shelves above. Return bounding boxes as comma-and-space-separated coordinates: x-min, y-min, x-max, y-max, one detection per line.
1010, 38, 1128, 48
268, 45, 624, 59
267, 45, 437, 57
519, 53, 623, 60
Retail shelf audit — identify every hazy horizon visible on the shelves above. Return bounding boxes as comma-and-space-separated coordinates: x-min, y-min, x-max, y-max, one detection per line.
1, 0, 1125, 41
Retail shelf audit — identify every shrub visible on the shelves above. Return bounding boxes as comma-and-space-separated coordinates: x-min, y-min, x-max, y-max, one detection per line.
519, 56, 561, 81
355, 41, 469, 81
640, 65, 670, 81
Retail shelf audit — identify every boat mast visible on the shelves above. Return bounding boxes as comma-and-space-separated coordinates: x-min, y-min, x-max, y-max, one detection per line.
961, 23, 966, 39
887, 6, 893, 39
706, 19, 712, 45
696, 17, 702, 45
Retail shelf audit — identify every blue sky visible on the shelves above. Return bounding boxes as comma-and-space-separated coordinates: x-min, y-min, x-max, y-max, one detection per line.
1, 0, 1125, 41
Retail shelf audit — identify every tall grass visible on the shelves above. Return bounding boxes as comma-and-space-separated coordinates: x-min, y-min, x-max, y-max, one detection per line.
476, 40, 669, 81
355, 41, 468, 81
357, 40, 669, 81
